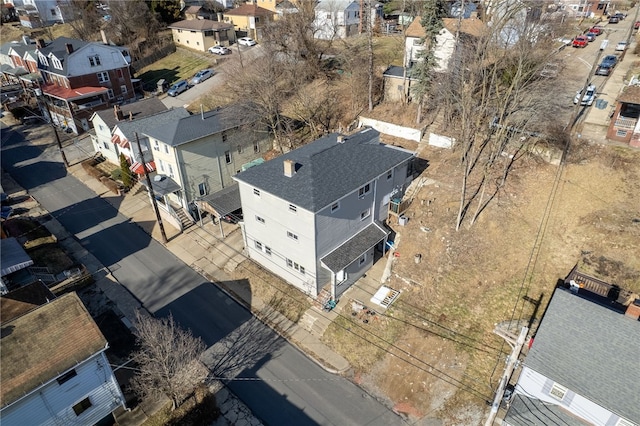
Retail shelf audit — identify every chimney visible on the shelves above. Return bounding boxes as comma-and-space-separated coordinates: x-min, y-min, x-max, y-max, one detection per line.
129, 111, 133, 121
283, 159, 296, 177
336, 134, 345, 143
22, 35, 31, 45
36, 39, 45, 49
625, 298, 640, 320
217, 12, 223, 22
65, 43, 74, 54
101, 29, 109, 45
114, 105, 123, 121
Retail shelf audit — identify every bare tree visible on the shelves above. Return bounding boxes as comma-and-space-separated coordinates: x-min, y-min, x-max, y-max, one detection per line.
130, 313, 207, 411
433, 1, 565, 230
105, 0, 161, 46
60, 0, 102, 41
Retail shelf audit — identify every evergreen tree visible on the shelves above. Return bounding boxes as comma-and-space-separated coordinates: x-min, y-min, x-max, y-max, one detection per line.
410, 0, 448, 121
119, 153, 132, 189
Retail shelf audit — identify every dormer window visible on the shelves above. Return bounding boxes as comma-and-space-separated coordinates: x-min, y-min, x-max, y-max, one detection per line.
89, 55, 101, 67
52, 58, 63, 70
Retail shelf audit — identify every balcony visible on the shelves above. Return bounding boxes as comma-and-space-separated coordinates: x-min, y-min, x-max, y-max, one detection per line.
613, 116, 637, 130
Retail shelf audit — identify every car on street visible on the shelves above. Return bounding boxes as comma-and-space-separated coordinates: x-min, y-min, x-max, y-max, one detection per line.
615, 41, 628, 51
573, 36, 588, 48
238, 37, 257, 47
585, 32, 597, 42
190, 69, 214, 85
609, 16, 619, 24
167, 79, 189, 97
589, 26, 603, 35
596, 55, 618, 76
574, 84, 597, 106
208, 45, 231, 55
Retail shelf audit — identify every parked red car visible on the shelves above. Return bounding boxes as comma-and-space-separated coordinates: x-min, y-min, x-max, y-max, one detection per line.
634, 21, 640, 29
589, 26, 603, 35
573, 36, 588, 48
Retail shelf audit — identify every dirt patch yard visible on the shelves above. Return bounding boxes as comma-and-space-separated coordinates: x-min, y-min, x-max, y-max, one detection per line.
324, 137, 640, 424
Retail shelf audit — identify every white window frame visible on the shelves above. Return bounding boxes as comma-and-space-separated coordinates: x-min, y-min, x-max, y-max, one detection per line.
549, 383, 567, 401
358, 183, 371, 198
289, 204, 297, 213
331, 201, 340, 212
164, 144, 169, 154
255, 241, 262, 250
225, 150, 231, 164
256, 215, 265, 224
253, 188, 260, 196
286, 258, 305, 275
198, 182, 208, 196
120, 84, 127, 94
360, 208, 371, 221
287, 231, 298, 241
89, 55, 101, 67
97, 71, 109, 83
264, 246, 272, 256
107, 89, 114, 99
153, 140, 160, 151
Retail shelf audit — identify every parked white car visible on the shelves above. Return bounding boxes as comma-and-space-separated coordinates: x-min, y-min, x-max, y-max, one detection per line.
574, 84, 597, 106
615, 41, 628, 51
208, 45, 231, 55
238, 37, 257, 47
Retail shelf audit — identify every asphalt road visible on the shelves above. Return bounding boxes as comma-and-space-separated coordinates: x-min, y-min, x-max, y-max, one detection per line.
1, 121, 405, 426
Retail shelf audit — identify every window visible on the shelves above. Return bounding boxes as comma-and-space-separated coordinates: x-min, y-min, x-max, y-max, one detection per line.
57, 369, 77, 385
98, 125, 104, 131
617, 129, 628, 137
289, 204, 297, 213
89, 55, 101, 66
336, 270, 346, 283
286, 259, 305, 274
255, 17, 260, 23
287, 231, 298, 241
264, 246, 271, 255
225, 151, 231, 164
107, 89, 114, 99
331, 202, 340, 212
255, 241, 263, 250
198, 182, 208, 196
256, 215, 265, 224
359, 254, 366, 265
237, 145, 242, 153
116, 69, 123, 78
167, 163, 174, 177
72, 397, 92, 416
153, 141, 159, 151
253, 141, 260, 153
253, 188, 260, 196
103, 141, 110, 150
360, 208, 371, 220
222, 132, 228, 142
358, 183, 371, 198
549, 383, 567, 401
159, 159, 164, 172
51, 8, 56, 15
97, 71, 109, 83
120, 85, 127, 94
164, 144, 169, 154
52, 58, 62, 69
386, 170, 393, 180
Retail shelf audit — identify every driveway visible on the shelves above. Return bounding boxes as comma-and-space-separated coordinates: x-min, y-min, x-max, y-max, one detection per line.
162, 44, 265, 109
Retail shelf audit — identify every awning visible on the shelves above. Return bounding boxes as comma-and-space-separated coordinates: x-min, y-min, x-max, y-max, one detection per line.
19, 72, 43, 83
2, 66, 27, 76
199, 184, 241, 217
1, 238, 34, 277
42, 84, 108, 101
320, 223, 388, 273
130, 161, 155, 175
140, 174, 181, 196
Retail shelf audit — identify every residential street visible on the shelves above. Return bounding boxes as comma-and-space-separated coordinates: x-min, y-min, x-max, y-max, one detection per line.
0, 120, 405, 425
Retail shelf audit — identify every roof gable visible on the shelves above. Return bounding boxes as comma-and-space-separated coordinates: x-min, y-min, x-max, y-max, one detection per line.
114, 107, 192, 144
0, 293, 107, 408
234, 128, 414, 212
142, 106, 257, 147
524, 288, 640, 422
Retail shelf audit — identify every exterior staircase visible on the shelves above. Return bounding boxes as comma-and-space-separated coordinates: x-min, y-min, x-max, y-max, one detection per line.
175, 207, 195, 231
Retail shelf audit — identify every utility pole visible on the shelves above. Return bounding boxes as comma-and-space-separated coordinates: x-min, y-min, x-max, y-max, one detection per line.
484, 326, 528, 426
135, 132, 168, 243
366, 0, 374, 111
35, 88, 69, 167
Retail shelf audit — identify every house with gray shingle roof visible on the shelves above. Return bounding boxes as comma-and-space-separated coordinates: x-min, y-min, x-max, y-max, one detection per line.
0, 292, 126, 425
141, 106, 271, 210
89, 97, 171, 165
168, 19, 235, 52
504, 282, 640, 426
233, 127, 415, 300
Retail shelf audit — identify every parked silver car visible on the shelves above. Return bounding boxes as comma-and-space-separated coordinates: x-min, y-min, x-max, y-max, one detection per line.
190, 69, 214, 85
167, 80, 189, 97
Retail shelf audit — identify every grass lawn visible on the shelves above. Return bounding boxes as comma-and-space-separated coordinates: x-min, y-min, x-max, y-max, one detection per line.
135, 51, 214, 87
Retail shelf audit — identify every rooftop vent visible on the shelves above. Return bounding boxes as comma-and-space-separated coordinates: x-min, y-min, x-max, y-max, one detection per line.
337, 135, 345, 143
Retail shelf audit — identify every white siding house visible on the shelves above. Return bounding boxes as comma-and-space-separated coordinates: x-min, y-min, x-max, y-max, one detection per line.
504, 278, 640, 426
0, 293, 126, 426
234, 128, 415, 300
314, 0, 360, 39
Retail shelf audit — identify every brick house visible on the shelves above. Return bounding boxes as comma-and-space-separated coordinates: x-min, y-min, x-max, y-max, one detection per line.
606, 85, 640, 148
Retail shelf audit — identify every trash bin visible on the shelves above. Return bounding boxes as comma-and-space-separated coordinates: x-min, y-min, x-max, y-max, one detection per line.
398, 215, 408, 226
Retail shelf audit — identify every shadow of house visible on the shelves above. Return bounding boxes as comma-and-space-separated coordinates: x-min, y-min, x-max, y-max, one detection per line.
606, 85, 640, 147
